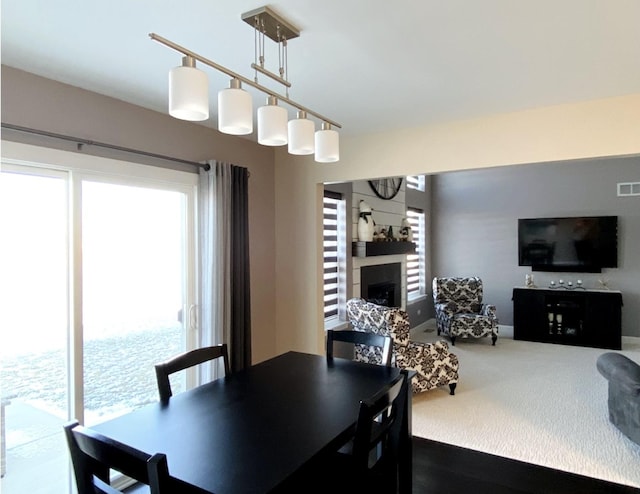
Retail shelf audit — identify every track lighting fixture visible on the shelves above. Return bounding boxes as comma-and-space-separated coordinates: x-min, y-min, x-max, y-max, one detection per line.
218, 78, 253, 135
288, 111, 315, 155
258, 96, 288, 146
168, 56, 209, 121
151, 6, 341, 162
315, 123, 340, 163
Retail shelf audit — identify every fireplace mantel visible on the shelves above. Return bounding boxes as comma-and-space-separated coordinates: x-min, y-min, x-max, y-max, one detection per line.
352, 241, 416, 257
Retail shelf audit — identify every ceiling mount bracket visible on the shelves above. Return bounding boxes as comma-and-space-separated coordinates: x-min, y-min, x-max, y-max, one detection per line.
241, 6, 300, 42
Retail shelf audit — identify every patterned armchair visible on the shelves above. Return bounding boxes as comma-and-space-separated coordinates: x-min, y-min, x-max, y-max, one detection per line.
432, 276, 498, 346
345, 298, 459, 395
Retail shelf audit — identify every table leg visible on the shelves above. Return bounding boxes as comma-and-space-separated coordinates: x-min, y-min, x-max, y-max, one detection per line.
398, 372, 413, 494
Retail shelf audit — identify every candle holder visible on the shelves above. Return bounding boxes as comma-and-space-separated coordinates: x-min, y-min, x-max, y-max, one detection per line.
556, 313, 563, 335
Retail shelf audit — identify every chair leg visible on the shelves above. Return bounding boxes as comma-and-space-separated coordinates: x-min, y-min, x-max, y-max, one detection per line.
450, 335, 456, 346
449, 383, 456, 395
492, 334, 497, 346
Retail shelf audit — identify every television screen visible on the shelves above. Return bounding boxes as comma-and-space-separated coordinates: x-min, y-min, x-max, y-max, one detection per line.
518, 216, 618, 272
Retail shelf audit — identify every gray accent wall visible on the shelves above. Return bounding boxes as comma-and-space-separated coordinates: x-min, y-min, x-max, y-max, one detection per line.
431, 156, 640, 337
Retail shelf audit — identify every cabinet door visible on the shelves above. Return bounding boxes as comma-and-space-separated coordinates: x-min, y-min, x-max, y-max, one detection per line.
584, 293, 622, 350
513, 289, 547, 342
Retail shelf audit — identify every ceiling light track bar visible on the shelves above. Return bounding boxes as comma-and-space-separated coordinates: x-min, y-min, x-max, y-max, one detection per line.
149, 33, 341, 129
250, 63, 291, 88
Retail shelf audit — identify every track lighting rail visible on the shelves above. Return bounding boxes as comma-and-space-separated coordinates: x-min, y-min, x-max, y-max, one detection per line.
251, 63, 291, 88
149, 33, 341, 129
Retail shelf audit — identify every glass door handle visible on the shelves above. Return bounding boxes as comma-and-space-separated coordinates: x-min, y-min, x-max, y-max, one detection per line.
189, 304, 198, 331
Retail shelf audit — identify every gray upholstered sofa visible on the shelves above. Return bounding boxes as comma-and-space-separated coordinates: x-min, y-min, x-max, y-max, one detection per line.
345, 298, 459, 395
596, 352, 640, 445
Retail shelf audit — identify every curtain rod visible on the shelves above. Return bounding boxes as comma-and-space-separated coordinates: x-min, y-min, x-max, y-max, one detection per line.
1, 123, 211, 171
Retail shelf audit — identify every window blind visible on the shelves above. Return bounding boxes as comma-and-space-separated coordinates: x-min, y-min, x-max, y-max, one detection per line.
406, 208, 425, 298
323, 192, 342, 319
406, 175, 425, 191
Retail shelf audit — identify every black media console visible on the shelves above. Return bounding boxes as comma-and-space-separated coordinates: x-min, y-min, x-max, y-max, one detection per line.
512, 287, 622, 350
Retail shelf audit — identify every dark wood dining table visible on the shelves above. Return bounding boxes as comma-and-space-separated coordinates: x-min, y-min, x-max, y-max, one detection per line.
93, 350, 412, 494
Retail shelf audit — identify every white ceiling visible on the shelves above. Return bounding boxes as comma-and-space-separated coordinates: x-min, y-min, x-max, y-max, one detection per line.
2, 0, 640, 138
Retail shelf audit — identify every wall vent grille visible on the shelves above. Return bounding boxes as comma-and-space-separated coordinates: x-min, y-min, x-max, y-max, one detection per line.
617, 182, 640, 197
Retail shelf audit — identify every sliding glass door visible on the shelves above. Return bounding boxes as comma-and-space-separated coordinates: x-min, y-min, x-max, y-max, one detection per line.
0, 144, 198, 493
0, 168, 71, 493
81, 180, 191, 424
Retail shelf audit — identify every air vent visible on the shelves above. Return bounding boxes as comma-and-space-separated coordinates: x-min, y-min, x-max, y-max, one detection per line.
617, 182, 640, 197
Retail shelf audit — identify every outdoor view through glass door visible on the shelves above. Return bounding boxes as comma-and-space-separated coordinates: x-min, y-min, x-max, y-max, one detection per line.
0, 153, 197, 494
82, 181, 187, 425
1, 169, 70, 493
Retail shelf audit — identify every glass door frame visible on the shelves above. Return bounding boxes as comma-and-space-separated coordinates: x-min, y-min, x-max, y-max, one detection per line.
1, 140, 199, 426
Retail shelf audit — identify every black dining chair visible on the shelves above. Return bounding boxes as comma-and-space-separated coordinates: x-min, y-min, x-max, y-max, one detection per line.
348, 371, 407, 489
326, 329, 393, 367
154, 344, 230, 401
64, 420, 166, 494
146, 453, 171, 494
286, 372, 408, 493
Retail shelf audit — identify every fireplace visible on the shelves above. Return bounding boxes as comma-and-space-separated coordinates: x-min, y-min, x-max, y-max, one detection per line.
360, 263, 401, 308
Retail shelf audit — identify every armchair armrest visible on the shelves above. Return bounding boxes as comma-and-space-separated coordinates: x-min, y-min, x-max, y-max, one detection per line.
434, 302, 456, 318
482, 304, 498, 320
420, 339, 451, 355
395, 339, 459, 393
597, 352, 640, 396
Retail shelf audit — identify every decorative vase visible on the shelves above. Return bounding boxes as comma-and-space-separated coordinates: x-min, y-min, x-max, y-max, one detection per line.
357, 200, 374, 242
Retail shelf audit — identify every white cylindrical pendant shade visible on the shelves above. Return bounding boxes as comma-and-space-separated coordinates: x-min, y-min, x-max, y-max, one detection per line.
258, 97, 288, 146
315, 125, 340, 162
169, 59, 209, 121
218, 79, 253, 135
287, 111, 315, 155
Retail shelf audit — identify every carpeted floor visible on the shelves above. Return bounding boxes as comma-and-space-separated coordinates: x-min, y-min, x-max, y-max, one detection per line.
410, 324, 640, 489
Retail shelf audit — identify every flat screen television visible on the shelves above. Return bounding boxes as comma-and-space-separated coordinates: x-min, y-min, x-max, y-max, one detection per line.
518, 216, 618, 272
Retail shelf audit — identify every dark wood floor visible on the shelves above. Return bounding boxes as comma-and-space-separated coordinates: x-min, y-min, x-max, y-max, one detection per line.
412, 436, 640, 494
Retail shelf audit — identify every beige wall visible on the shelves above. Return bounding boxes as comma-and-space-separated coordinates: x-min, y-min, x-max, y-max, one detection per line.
1, 66, 278, 364
274, 93, 640, 355
4, 66, 639, 359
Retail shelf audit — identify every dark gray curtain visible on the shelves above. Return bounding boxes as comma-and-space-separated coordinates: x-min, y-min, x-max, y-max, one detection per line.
229, 165, 251, 371
199, 161, 251, 377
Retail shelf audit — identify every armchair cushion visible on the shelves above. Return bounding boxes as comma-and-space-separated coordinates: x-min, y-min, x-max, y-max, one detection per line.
451, 314, 495, 338
346, 298, 459, 394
